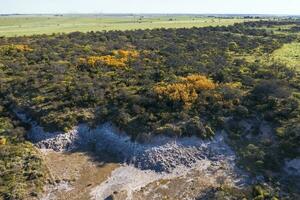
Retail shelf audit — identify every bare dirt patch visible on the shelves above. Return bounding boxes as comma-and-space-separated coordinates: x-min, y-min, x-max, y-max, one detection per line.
16, 112, 249, 199
41, 150, 119, 200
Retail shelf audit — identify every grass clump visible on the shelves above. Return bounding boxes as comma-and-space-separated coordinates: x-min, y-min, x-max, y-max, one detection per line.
272, 42, 300, 71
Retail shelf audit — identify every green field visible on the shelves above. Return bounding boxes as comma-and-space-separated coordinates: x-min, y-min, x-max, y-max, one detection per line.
0, 15, 256, 37
272, 42, 300, 71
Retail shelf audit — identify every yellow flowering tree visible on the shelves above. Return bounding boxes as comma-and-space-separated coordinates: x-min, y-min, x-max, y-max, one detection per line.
80, 49, 139, 68
154, 74, 216, 108
0, 44, 33, 53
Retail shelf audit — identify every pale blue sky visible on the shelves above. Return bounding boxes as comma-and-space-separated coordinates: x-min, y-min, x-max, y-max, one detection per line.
1, 0, 300, 15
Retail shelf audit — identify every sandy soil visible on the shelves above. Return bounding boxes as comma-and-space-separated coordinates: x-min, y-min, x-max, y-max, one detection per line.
40, 149, 247, 200
15, 112, 248, 200
41, 150, 119, 200
90, 158, 245, 200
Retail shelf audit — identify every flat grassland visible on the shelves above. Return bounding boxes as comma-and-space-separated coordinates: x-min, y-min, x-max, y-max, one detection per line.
0, 15, 255, 37
272, 42, 300, 71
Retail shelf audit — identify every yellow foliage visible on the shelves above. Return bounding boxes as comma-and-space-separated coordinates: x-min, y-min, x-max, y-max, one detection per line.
112, 49, 139, 58
180, 74, 216, 90
32, 96, 46, 104
223, 82, 242, 89
154, 74, 216, 107
87, 55, 127, 68
154, 83, 198, 107
81, 49, 139, 68
0, 44, 33, 52
0, 137, 7, 145
14, 44, 33, 51
78, 58, 86, 63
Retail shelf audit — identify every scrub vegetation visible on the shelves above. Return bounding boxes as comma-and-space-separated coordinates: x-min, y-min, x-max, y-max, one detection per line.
272, 42, 300, 71
0, 104, 48, 200
0, 19, 300, 199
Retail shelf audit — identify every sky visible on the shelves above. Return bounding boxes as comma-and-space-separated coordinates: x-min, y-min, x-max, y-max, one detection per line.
0, 0, 300, 15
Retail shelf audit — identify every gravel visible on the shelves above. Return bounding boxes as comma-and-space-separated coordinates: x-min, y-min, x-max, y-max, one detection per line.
15, 111, 241, 174
15, 111, 250, 199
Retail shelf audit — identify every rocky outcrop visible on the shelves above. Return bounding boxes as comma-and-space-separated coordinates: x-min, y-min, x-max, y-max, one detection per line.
15, 111, 250, 200
15, 111, 243, 174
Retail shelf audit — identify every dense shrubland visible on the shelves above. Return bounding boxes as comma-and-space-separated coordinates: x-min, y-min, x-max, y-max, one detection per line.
0, 20, 299, 198
1, 22, 296, 135
0, 103, 47, 200
79, 49, 139, 68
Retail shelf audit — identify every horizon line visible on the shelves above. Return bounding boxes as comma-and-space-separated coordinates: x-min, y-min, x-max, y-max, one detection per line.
0, 11, 300, 16
0, 12, 300, 17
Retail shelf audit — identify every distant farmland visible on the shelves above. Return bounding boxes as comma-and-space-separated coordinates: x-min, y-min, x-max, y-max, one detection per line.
0, 14, 258, 37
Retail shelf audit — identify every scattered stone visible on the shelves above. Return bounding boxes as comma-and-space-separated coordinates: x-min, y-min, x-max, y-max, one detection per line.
15, 110, 241, 173
15, 110, 250, 200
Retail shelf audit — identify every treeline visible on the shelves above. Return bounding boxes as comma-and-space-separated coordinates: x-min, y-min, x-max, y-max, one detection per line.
242, 19, 300, 28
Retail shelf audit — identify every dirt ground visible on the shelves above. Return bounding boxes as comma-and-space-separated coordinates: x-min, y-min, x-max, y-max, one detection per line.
41, 150, 119, 200
39, 140, 245, 200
